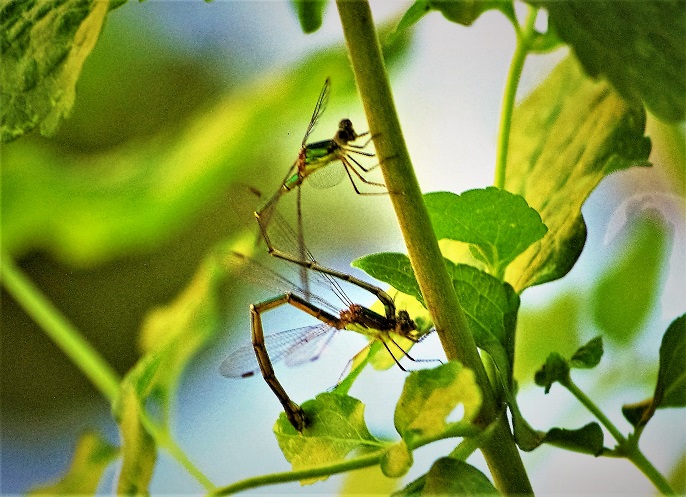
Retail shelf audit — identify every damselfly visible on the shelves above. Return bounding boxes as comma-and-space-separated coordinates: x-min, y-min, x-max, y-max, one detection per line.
254, 79, 386, 274
219, 249, 423, 431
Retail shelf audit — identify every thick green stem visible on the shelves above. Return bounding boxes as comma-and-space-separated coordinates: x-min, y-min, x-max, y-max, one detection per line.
335, 2, 532, 494
494, 6, 538, 189
0, 250, 121, 402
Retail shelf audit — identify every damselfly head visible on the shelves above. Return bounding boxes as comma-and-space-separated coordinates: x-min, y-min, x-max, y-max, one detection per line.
336, 118, 358, 144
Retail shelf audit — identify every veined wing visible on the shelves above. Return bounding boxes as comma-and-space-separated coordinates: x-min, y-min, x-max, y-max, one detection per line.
219, 323, 335, 378
301, 78, 331, 147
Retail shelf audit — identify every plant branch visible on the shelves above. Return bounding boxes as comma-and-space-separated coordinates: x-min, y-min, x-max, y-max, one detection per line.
334, 1, 531, 494
562, 377, 675, 495
0, 250, 121, 402
494, 5, 538, 189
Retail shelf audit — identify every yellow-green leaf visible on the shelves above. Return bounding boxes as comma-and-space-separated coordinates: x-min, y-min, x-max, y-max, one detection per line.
504, 56, 651, 292
27, 430, 119, 495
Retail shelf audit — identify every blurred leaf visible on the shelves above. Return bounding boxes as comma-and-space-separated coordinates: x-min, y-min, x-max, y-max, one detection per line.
291, 0, 327, 33
570, 336, 603, 369
1, 0, 112, 141
591, 217, 667, 345
534, 352, 570, 394
543, 422, 604, 456
113, 356, 158, 494
622, 314, 686, 428
421, 458, 499, 496
2, 35, 411, 265
528, 0, 686, 122
27, 430, 119, 495
380, 440, 413, 478
426, 188, 547, 278
394, 361, 481, 445
339, 463, 398, 496
274, 392, 383, 484
390, 0, 515, 43
504, 56, 651, 292
112, 235, 247, 492
514, 292, 581, 384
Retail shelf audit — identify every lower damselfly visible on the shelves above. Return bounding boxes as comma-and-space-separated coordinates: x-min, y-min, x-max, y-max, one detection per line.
219, 249, 423, 431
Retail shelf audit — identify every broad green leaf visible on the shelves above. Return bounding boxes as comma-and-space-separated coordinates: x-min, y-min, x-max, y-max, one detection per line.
421, 458, 499, 496
1, 0, 112, 141
534, 353, 570, 394
504, 56, 651, 292
570, 336, 603, 369
543, 422, 605, 456
352, 252, 424, 305
623, 314, 686, 428
380, 440, 413, 478
339, 463, 398, 496
450, 263, 520, 389
354, 253, 519, 385
274, 393, 383, 483
591, 217, 667, 345
426, 188, 548, 278
528, 0, 686, 122
394, 362, 481, 445
291, 0, 327, 33
27, 430, 119, 495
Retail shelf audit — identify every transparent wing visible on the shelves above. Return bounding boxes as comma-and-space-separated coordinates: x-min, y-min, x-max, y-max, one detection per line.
219, 323, 335, 378
306, 160, 346, 189
301, 78, 331, 146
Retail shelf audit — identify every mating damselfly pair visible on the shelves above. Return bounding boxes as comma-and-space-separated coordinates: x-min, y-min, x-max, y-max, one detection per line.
220, 79, 429, 431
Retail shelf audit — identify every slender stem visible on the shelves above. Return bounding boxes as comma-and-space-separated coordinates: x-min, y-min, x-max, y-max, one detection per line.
334, 2, 531, 494
494, 5, 538, 189
562, 377, 626, 444
0, 250, 120, 402
562, 378, 675, 495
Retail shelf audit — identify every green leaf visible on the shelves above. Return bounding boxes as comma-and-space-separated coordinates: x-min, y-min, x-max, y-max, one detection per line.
534, 353, 570, 394
1, 0, 111, 141
655, 314, 686, 408
591, 217, 668, 345
27, 430, 119, 495
421, 458, 499, 495
394, 361, 481, 445
380, 440, 413, 478
274, 392, 382, 483
429, 0, 515, 27
570, 336, 603, 369
622, 314, 686, 428
352, 252, 425, 305
504, 56, 651, 292
450, 263, 520, 388
112, 361, 159, 494
425, 188, 548, 277
543, 422, 605, 456
111, 236, 245, 492
291, 0, 327, 33
528, 0, 686, 122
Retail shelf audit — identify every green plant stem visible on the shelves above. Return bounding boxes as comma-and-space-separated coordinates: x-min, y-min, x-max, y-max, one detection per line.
0, 250, 120, 402
210, 423, 480, 495
494, 5, 538, 189
334, 2, 531, 494
563, 377, 675, 495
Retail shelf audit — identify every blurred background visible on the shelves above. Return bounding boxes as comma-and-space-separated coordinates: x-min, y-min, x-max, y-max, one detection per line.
1, 1, 684, 495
